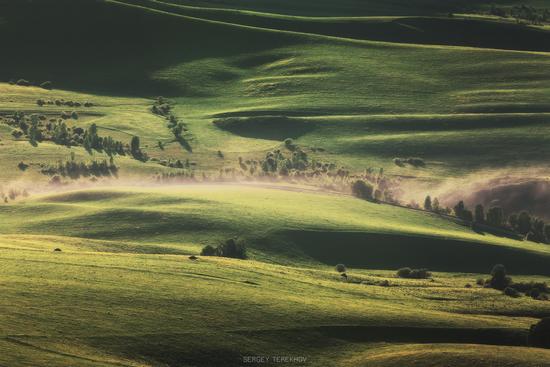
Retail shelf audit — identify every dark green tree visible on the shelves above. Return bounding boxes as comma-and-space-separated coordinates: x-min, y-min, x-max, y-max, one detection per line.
474, 204, 485, 224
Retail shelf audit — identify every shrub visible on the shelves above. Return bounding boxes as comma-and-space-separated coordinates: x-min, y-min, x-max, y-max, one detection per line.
397, 267, 431, 279
351, 180, 373, 201
335, 264, 347, 273
200, 245, 216, 256
393, 158, 405, 167
16, 79, 31, 86
201, 239, 247, 259
489, 264, 512, 290
465, 283, 472, 288
397, 267, 412, 278
409, 268, 431, 279
476, 278, 485, 286
529, 318, 550, 348
406, 157, 425, 167
504, 287, 521, 298
36, 99, 45, 106
284, 138, 295, 150
71, 111, 79, 120
40, 81, 52, 90
17, 162, 29, 171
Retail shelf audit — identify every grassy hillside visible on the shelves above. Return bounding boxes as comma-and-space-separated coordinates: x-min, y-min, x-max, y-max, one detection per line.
159, 0, 550, 16
1, 1, 550, 365
127, 0, 550, 51
1, 185, 550, 366
1, 185, 549, 274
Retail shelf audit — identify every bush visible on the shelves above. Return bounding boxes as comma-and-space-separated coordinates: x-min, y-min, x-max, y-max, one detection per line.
16, 79, 31, 86
396, 267, 431, 279
351, 180, 374, 201
397, 267, 412, 278
529, 318, 550, 348
335, 264, 347, 273
504, 287, 521, 298
476, 278, 485, 286
201, 239, 247, 259
71, 111, 79, 120
17, 162, 29, 171
40, 81, 52, 90
200, 245, 216, 256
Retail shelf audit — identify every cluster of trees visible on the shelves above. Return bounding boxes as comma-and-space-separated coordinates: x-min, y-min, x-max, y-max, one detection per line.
37, 99, 94, 107
479, 264, 549, 301
151, 97, 191, 152
489, 4, 550, 25
440, 198, 550, 244
156, 158, 193, 169
82, 123, 126, 156
200, 239, 247, 259
41, 155, 118, 180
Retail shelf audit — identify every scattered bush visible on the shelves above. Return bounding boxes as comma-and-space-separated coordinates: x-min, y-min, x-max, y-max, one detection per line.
200, 239, 247, 259
16, 79, 31, 86
39, 81, 52, 90
17, 162, 29, 171
396, 267, 432, 279
188, 255, 198, 261
335, 264, 347, 273
351, 180, 374, 201
200, 245, 216, 256
504, 287, 521, 298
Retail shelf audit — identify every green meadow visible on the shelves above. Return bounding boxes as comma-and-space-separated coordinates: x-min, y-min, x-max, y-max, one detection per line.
1, 0, 550, 365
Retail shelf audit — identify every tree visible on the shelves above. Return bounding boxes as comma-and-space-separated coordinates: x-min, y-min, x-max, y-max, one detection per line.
335, 264, 347, 273
517, 211, 532, 235
351, 180, 373, 201
200, 245, 216, 256
489, 264, 511, 290
130, 136, 146, 161
486, 207, 504, 227
508, 213, 519, 230
424, 196, 432, 211
474, 204, 485, 224
432, 197, 440, 213
454, 201, 466, 218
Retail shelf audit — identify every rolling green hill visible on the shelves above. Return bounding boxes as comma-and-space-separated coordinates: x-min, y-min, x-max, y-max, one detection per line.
2, 185, 550, 273
1, 0, 550, 365
0, 0, 549, 187
1, 185, 550, 366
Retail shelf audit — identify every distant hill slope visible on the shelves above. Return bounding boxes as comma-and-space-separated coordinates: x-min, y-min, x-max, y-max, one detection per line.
159, 0, 550, 16
124, 0, 550, 52
2, 185, 550, 274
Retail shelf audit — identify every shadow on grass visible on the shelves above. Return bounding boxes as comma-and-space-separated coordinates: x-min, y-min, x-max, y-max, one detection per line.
277, 230, 550, 275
